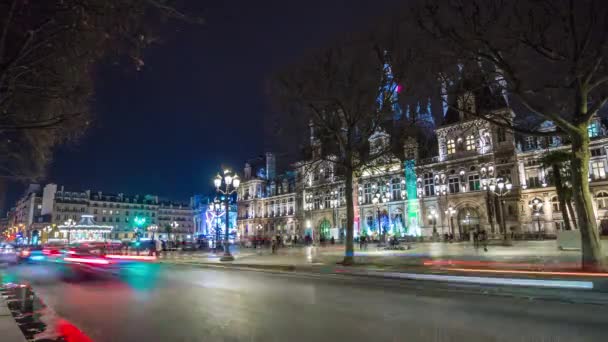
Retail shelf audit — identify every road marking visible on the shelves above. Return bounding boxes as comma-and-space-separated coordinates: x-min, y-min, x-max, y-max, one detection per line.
363, 271, 594, 290
443, 267, 608, 278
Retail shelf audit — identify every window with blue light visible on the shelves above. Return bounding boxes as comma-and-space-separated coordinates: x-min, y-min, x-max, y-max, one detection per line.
588, 121, 600, 138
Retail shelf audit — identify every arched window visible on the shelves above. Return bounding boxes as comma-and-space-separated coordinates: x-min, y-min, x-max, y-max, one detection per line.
528, 198, 544, 215
551, 196, 560, 212
596, 192, 608, 209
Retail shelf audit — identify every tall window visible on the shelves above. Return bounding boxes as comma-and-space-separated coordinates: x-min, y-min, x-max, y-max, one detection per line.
364, 183, 372, 203
525, 136, 536, 150
423, 173, 435, 196
324, 193, 331, 209
551, 196, 560, 212
591, 161, 606, 180
313, 196, 320, 210
588, 121, 600, 138
391, 178, 402, 200
465, 135, 476, 151
497, 127, 506, 142
596, 192, 608, 209
468, 174, 480, 191
338, 187, 345, 205
448, 177, 460, 193
447, 139, 456, 155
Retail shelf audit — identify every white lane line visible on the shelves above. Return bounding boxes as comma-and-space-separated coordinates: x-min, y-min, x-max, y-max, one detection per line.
360, 271, 594, 290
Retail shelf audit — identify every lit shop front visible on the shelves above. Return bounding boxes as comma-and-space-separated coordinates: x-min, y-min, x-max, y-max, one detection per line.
58, 215, 113, 243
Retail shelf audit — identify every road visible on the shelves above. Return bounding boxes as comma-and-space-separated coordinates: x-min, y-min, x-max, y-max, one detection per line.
4, 263, 608, 342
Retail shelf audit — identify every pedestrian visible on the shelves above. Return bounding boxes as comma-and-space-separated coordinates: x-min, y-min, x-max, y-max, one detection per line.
473, 231, 479, 249
148, 239, 155, 256
481, 230, 488, 252
271, 235, 277, 254
330, 236, 335, 245
293, 235, 298, 246
155, 238, 162, 257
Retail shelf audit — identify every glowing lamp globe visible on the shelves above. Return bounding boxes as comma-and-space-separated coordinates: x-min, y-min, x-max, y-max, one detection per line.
214, 174, 222, 188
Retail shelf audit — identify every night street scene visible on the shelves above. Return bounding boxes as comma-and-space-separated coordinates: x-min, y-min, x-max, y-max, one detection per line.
2, 1, 608, 342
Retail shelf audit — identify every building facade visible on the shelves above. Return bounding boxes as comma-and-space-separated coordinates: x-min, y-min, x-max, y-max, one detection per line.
237, 95, 608, 241
5, 183, 195, 243
236, 153, 299, 240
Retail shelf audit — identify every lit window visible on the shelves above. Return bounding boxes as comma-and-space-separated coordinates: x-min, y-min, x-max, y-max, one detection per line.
465, 135, 475, 151
591, 161, 606, 180
447, 139, 456, 155
423, 173, 435, 196
588, 122, 600, 138
364, 183, 372, 203
391, 178, 402, 200
468, 174, 480, 191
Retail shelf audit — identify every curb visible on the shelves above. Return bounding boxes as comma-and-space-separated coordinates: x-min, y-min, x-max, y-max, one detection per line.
0, 297, 26, 342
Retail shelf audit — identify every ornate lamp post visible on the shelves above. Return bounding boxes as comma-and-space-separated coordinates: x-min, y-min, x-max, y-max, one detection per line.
64, 219, 76, 244
170, 221, 179, 242
489, 177, 513, 243
208, 200, 222, 251
214, 169, 240, 261
371, 192, 389, 243
444, 206, 456, 238
528, 198, 544, 239
43, 225, 52, 244
148, 225, 158, 240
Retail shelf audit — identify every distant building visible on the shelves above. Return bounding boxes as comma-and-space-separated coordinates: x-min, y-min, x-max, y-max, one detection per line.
6, 183, 195, 243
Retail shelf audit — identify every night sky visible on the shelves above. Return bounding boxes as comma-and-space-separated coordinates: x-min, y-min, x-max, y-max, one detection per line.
5, 0, 399, 210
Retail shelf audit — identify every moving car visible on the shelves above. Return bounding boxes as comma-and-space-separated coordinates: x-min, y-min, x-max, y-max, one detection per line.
0, 243, 18, 265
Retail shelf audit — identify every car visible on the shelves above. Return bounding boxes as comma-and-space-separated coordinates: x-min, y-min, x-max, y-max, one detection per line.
0, 243, 18, 265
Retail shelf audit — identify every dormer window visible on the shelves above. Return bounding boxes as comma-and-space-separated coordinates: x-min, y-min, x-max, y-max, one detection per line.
447, 139, 456, 155
465, 135, 475, 151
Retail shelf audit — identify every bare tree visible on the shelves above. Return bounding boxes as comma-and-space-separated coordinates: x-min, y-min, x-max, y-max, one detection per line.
0, 0, 201, 180
272, 37, 415, 264
403, 0, 608, 269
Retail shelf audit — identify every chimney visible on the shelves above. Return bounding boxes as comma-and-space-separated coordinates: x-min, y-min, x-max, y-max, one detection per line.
265, 152, 276, 180
244, 163, 252, 179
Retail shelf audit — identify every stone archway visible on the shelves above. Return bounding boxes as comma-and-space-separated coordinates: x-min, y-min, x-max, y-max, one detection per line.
457, 206, 481, 239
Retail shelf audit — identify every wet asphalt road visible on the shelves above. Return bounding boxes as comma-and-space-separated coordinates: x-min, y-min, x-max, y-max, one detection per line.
5, 263, 608, 342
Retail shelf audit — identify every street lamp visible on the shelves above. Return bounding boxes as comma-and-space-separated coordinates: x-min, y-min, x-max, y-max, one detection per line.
43, 225, 52, 244
489, 177, 512, 243
170, 221, 179, 242
371, 192, 389, 243
64, 219, 76, 244
528, 198, 544, 239
148, 225, 158, 240
444, 206, 456, 238
208, 200, 222, 251
214, 169, 240, 261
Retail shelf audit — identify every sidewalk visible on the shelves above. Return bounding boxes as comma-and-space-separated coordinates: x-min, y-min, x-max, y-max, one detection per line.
157, 241, 608, 292
0, 279, 27, 342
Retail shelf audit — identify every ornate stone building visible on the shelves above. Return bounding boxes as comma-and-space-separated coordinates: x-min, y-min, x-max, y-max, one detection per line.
239, 91, 608, 241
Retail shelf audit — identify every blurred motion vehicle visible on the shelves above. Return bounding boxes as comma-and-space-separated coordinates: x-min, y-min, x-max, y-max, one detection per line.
0, 243, 18, 265
58, 242, 156, 280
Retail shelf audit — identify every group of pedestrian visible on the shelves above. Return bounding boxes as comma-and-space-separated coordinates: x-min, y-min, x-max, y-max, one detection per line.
443, 233, 455, 243
473, 229, 488, 252
148, 238, 163, 257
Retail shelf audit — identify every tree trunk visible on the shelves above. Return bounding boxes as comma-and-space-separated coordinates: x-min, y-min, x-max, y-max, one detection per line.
552, 163, 572, 231
570, 128, 605, 270
343, 163, 355, 265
